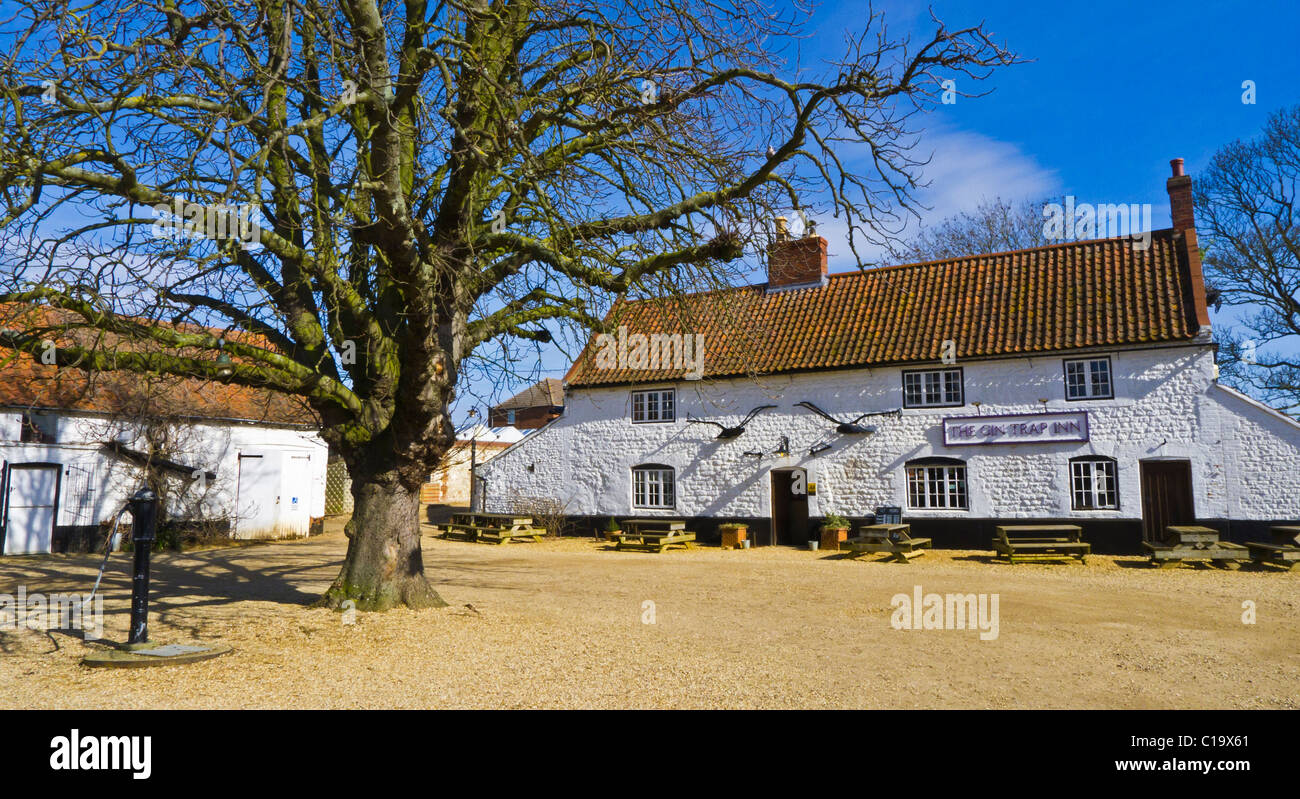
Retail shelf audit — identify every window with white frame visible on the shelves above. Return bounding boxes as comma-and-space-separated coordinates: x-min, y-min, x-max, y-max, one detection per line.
902, 368, 963, 408
1070, 457, 1118, 510
905, 458, 968, 509
631, 389, 675, 422
1064, 357, 1113, 400
632, 464, 675, 509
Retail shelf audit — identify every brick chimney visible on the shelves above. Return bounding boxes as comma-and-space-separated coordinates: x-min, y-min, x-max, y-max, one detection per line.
767, 217, 828, 289
1166, 157, 1212, 331
1167, 157, 1195, 233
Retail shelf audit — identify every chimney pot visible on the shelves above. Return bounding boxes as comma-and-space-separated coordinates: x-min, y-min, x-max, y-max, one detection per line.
774, 216, 788, 241
1170, 157, 1185, 177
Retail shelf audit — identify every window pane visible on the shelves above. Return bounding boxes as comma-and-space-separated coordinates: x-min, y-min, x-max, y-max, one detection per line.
1071, 460, 1092, 508
927, 467, 943, 507
906, 464, 967, 509
633, 466, 675, 508
944, 371, 961, 404
907, 468, 923, 507
950, 468, 967, 509
904, 374, 922, 406
1066, 359, 1112, 399
1097, 460, 1116, 508
1065, 362, 1086, 398
1072, 459, 1117, 509
904, 370, 961, 407
1090, 360, 1111, 397
924, 372, 940, 403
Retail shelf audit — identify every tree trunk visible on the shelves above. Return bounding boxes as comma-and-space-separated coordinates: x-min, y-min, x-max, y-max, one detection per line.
322, 471, 447, 611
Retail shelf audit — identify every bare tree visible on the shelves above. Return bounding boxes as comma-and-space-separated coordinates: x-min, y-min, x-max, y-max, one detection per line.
505, 489, 572, 538
1196, 104, 1300, 414
0, 0, 1017, 609
893, 195, 1051, 263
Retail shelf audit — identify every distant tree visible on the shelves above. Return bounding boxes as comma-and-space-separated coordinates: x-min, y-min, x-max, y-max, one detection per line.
0, 0, 1017, 609
893, 195, 1051, 262
1196, 105, 1300, 414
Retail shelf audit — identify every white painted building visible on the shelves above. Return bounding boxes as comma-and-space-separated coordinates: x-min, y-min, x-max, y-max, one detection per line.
480, 161, 1300, 551
0, 358, 326, 554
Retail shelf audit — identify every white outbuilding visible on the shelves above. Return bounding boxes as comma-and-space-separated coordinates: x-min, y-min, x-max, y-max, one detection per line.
0, 333, 326, 554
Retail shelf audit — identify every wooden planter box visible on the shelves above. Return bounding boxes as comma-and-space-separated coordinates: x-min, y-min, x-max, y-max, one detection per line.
820, 527, 849, 551
720, 527, 748, 549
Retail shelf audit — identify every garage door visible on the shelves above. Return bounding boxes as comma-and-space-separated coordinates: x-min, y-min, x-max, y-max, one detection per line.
4, 464, 60, 555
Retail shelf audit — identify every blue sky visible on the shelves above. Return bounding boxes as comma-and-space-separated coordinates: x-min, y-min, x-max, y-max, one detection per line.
456, 0, 1300, 423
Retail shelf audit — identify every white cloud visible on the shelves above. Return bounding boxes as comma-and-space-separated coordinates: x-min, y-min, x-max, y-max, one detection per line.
807, 127, 1062, 269
909, 128, 1061, 224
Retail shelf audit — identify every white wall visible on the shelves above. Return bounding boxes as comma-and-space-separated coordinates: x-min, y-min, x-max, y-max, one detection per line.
481, 344, 1300, 522
0, 409, 327, 544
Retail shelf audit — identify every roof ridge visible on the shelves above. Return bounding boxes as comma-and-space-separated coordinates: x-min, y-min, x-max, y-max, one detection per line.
828, 228, 1178, 278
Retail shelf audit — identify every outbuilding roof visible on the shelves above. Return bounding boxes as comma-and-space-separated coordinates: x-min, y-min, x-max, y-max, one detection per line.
0, 305, 318, 427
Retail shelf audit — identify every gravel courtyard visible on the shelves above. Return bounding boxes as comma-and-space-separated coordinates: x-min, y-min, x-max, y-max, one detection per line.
2, 521, 1296, 709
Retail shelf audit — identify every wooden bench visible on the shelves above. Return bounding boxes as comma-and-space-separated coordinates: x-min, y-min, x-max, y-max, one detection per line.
615, 519, 697, 553
438, 513, 546, 544
844, 523, 931, 563
1143, 525, 1249, 569
992, 525, 1089, 563
1245, 525, 1300, 570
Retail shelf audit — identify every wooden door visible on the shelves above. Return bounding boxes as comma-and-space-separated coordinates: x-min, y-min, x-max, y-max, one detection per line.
280, 454, 313, 537
235, 453, 280, 539
3, 464, 60, 555
1140, 460, 1194, 543
770, 469, 809, 546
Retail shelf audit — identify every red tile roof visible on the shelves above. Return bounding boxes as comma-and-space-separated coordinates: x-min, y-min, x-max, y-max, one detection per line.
0, 305, 318, 426
493, 378, 564, 411
566, 229, 1209, 387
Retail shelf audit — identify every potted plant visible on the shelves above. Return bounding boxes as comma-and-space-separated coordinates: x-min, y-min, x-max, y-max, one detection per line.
719, 522, 748, 550
820, 513, 851, 551
602, 517, 622, 542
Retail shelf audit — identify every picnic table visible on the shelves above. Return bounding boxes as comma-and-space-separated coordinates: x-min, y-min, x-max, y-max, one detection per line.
992, 525, 1089, 563
615, 518, 697, 553
1245, 525, 1300, 570
1143, 525, 1249, 568
843, 523, 931, 563
437, 512, 546, 544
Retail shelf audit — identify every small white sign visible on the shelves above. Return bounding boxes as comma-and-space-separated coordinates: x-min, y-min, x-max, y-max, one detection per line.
943, 411, 1089, 446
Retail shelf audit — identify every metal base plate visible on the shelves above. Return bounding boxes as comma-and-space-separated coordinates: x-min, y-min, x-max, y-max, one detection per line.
82, 642, 234, 668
